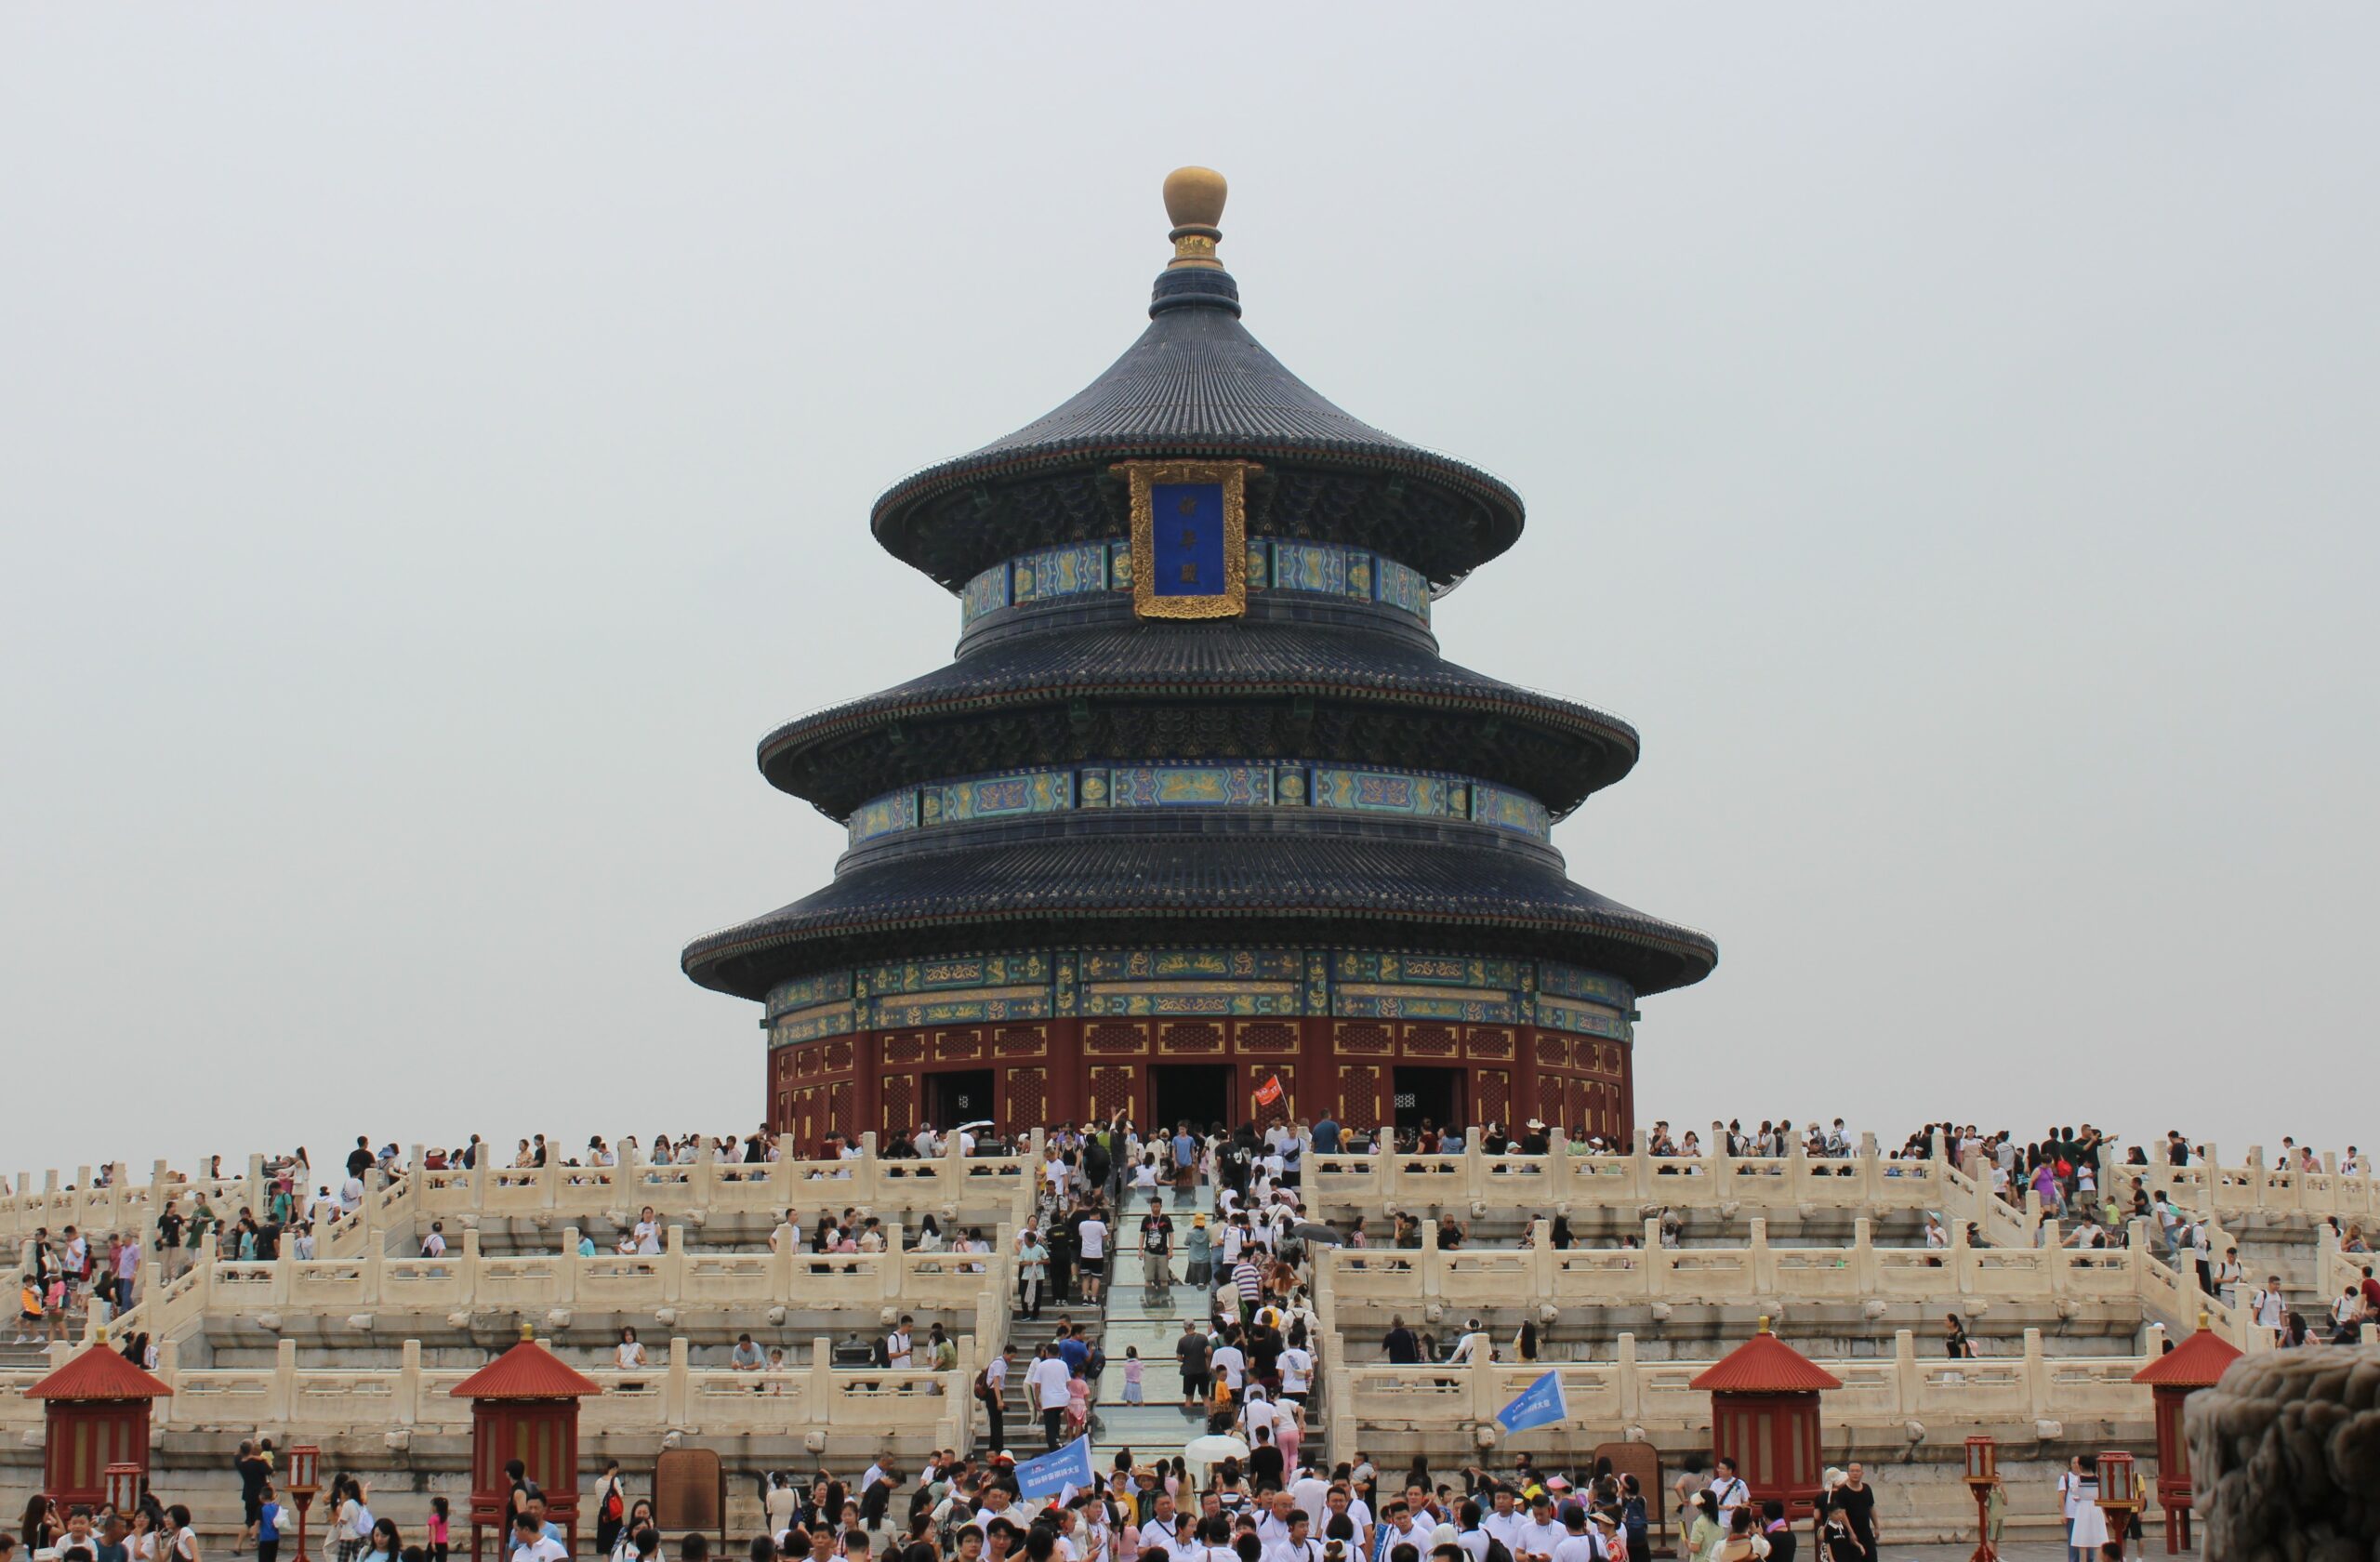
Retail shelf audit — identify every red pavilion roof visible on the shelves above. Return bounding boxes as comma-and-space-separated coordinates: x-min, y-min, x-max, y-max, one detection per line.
450, 1336, 602, 1400
26, 1345, 173, 1401
1689, 1325, 1843, 1393
2132, 1325, 2244, 1388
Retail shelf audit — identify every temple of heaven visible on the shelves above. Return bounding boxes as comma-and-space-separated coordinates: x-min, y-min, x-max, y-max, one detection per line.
683, 168, 1715, 1146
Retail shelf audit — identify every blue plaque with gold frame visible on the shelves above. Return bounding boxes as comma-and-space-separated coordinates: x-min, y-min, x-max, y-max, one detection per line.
1114, 459, 1256, 619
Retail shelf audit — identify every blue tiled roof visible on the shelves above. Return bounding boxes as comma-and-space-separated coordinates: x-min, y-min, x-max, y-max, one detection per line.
760, 620, 1637, 815
870, 267, 1525, 585
681, 830, 1716, 1002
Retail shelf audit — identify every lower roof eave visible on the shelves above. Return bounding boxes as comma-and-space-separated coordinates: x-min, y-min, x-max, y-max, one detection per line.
681, 903, 1717, 1005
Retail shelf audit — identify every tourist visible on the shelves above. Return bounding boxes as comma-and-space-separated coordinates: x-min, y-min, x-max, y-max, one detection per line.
428, 1499, 451, 1562
1028, 1342, 1074, 1449
1178, 1320, 1213, 1412
1080, 1209, 1110, 1305
1142, 1198, 1176, 1306
1017, 1229, 1051, 1320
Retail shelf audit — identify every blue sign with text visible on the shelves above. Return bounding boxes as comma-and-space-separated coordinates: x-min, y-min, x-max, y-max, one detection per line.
1150, 483, 1226, 595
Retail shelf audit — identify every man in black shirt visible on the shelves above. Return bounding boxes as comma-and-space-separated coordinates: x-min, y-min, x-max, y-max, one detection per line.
1383, 1317, 1421, 1365
1140, 1202, 1175, 1307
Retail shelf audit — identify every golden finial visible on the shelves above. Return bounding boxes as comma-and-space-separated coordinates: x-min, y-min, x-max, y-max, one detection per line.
2196, 1309, 2210, 1331
1756, 1316, 1773, 1335
520, 1320, 536, 1342
1164, 166, 1227, 270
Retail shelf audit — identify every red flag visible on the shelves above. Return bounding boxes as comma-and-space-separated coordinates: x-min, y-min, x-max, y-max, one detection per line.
1252, 1075, 1285, 1107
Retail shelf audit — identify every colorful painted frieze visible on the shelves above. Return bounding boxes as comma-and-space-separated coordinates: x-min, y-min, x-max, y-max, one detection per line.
1269, 540, 1346, 596
1536, 961, 1634, 1008
959, 564, 1011, 627
1332, 986, 1522, 1024
1107, 764, 1275, 807
1313, 767, 1455, 819
1375, 557, 1430, 620
768, 969, 854, 1017
873, 990, 1053, 1027
929, 768, 1072, 825
866, 953, 1052, 994
1332, 951, 1520, 988
1082, 949, 1302, 982
771, 1003, 857, 1044
1080, 983, 1302, 1017
1011, 541, 1109, 603
1470, 780, 1553, 841
1535, 995, 1633, 1039
847, 790, 919, 846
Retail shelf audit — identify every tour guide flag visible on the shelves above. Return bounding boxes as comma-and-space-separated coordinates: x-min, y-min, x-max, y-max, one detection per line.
1016, 1434, 1095, 1502
1496, 1370, 1568, 1436
1253, 1075, 1285, 1107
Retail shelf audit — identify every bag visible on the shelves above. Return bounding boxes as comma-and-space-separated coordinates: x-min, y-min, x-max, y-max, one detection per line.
605, 1484, 624, 1522
1482, 1536, 1515, 1562
974, 1370, 998, 1406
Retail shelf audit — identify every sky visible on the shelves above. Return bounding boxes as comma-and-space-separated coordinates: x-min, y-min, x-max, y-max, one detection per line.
3, 6, 2374, 1179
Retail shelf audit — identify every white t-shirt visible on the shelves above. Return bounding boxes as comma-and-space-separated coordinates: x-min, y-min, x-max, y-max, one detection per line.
1028, 1355, 1074, 1410
634, 1220, 662, 1255
2254, 1289, 2285, 1329
1708, 1476, 1750, 1523
1516, 1517, 1565, 1560
1210, 1344, 1246, 1389
1080, 1220, 1108, 1261
512, 1538, 570, 1562
1279, 1345, 1313, 1394
1481, 1511, 1527, 1556
1551, 1534, 1603, 1562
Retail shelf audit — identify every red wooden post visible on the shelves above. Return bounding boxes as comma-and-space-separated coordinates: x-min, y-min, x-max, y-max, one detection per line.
1688, 1318, 1842, 1523
26, 1343, 172, 1509
2130, 1319, 2242, 1553
450, 1325, 603, 1562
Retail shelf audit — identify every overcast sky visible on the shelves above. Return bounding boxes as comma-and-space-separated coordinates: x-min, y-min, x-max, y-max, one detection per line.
4, 7, 2374, 1179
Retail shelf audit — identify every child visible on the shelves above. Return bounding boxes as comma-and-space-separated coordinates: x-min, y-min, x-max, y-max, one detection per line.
258, 1488, 283, 1562
1121, 1347, 1144, 1405
426, 1499, 449, 1562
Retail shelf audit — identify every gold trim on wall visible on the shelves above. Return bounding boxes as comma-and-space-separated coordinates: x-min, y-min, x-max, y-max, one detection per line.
1115, 459, 1258, 619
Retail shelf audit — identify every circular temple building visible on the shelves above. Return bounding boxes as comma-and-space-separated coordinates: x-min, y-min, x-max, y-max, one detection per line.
682, 169, 1715, 1146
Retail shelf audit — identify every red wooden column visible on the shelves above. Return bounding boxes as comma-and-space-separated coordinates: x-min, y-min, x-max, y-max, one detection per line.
27, 1344, 172, 1508
1689, 1320, 1842, 1522
2131, 1320, 2243, 1552
450, 1327, 602, 1562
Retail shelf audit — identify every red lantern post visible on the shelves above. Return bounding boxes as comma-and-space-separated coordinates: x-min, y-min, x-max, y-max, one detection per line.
450, 1326, 602, 1562
286, 1444, 323, 1562
2130, 1320, 2241, 1552
1687, 1318, 1843, 1523
1962, 1436, 1998, 1562
25, 1344, 172, 1509
2096, 1452, 2142, 1559
103, 1463, 142, 1517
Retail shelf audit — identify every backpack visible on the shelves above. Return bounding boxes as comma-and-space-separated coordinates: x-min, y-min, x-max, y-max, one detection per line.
1478, 1535, 1514, 1562
1088, 1344, 1106, 1377
974, 1370, 998, 1407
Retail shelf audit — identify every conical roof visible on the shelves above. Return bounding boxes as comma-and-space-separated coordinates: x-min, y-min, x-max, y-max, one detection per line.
2132, 1323, 2244, 1388
871, 184, 1524, 589
1688, 1324, 1843, 1393
26, 1344, 172, 1401
450, 1333, 602, 1400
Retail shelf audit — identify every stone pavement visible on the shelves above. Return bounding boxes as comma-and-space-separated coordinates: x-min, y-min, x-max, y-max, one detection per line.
1093, 1184, 1221, 1463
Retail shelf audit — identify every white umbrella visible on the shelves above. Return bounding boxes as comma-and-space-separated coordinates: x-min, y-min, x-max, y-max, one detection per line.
1183, 1432, 1250, 1486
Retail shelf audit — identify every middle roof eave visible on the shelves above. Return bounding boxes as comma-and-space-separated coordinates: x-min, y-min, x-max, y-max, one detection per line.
756, 622, 1641, 811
